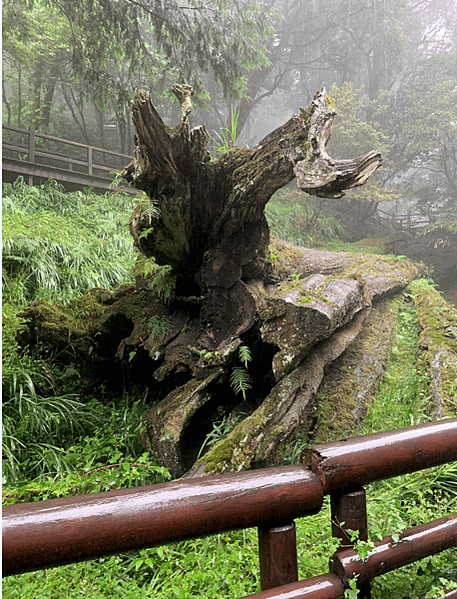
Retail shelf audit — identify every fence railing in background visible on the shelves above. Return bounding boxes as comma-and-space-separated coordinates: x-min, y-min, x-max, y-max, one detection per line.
2, 124, 134, 193
377, 207, 430, 231
3, 419, 457, 599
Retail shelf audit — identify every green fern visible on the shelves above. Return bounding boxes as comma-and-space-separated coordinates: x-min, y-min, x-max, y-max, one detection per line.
147, 315, 172, 340
139, 195, 160, 223
238, 345, 252, 368
134, 256, 176, 303
149, 265, 176, 303
230, 366, 252, 400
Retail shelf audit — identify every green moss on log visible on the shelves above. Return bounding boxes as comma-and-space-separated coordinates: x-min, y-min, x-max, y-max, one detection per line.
312, 298, 400, 443
412, 279, 457, 415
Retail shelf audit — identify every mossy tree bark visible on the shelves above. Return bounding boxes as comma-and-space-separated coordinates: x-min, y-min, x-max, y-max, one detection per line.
21, 85, 400, 478
122, 85, 382, 349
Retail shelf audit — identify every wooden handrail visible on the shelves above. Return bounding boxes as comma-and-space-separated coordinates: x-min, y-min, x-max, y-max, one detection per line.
2, 124, 132, 159
2, 124, 134, 192
377, 207, 430, 230
3, 418, 457, 598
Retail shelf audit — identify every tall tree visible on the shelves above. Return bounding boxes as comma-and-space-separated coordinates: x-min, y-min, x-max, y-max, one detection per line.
388, 51, 457, 221
2, 0, 275, 148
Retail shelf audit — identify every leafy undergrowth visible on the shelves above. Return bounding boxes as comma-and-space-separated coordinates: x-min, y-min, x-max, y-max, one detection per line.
2, 178, 140, 483
411, 278, 457, 415
2, 181, 456, 598
266, 184, 347, 248
4, 288, 456, 598
357, 290, 457, 597
2, 177, 138, 305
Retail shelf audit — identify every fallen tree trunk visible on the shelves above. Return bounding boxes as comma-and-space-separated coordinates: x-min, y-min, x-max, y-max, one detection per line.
22, 85, 429, 478
139, 252, 422, 477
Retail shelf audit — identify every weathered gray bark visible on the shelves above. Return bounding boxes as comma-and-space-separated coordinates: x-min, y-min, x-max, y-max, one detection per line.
22, 85, 423, 479
122, 85, 382, 349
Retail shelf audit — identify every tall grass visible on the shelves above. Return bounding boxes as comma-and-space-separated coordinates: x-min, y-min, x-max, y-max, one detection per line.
2, 177, 136, 305
2, 178, 139, 483
265, 184, 347, 247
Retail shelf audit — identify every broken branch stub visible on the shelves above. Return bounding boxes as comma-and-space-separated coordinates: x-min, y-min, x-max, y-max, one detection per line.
293, 89, 382, 198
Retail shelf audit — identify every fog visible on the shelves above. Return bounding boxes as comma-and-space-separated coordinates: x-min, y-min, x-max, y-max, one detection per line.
3, 0, 456, 288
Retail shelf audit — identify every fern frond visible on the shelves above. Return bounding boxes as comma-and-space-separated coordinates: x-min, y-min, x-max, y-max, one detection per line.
230, 367, 252, 400
147, 315, 172, 340
139, 196, 160, 223
238, 345, 252, 368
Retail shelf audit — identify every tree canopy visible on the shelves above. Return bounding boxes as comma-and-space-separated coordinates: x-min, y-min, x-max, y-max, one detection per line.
3, 0, 456, 222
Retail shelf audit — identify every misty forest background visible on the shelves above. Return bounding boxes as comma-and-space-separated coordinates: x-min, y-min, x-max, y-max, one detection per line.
2, 1, 457, 597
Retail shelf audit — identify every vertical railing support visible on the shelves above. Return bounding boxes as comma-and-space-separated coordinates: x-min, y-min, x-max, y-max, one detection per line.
258, 520, 298, 591
88, 146, 93, 176
28, 126, 35, 186
330, 487, 371, 599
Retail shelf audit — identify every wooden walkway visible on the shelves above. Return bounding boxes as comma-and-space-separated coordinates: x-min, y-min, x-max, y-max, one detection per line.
2, 125, 134, 193
377, 207, 430, 231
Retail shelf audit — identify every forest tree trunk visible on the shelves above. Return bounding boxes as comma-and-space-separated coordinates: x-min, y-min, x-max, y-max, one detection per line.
122, 85, 382, 350
20, 85, 402, 479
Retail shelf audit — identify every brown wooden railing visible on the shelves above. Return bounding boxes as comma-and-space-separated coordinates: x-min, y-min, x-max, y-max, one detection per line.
3, 419, 457, 598
2, 124, 134, 193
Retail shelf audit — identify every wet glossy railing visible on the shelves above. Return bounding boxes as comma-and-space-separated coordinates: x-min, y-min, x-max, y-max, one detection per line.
3, 419, 457, 598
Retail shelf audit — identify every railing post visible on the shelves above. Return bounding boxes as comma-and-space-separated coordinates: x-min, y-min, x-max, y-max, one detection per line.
88, 146, 93, 176
258, 520, 298, 591
330, 487, 371, 599
28, 126, 35, 186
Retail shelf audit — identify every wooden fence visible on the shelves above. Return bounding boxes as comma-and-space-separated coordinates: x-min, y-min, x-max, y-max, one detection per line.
2, 124, 134, 193
377, 207, 430, 231
3, 418, 457, 598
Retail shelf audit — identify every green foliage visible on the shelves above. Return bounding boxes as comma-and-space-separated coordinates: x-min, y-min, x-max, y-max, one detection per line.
2, 358, 95, 482
2, 0, 275, 141
2, 178, 135, 305
361, 299, 429, 433
229, 367, 252, 400
2, 397, 171, 499
133, 255, 176, 303
386, 50, 457, 221
229, 345, 253, 400
139, 195, 160, 222
327, 82, 398, 205
1, 178, 138, 483
213, 108, 240, 153
197, 413, 245, 460
266, 184, 347, 247
238, 344, 251, 368
147, 315, 172, 341
345, 576, 360, 599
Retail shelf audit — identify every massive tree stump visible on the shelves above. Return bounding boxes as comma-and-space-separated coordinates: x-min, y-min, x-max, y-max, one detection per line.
120, 85, 423, 476
22, 85, 418, 478
122, 85, 382, 349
